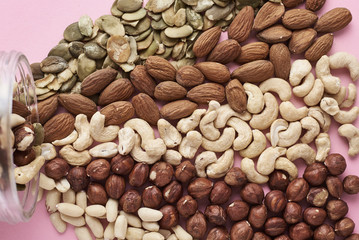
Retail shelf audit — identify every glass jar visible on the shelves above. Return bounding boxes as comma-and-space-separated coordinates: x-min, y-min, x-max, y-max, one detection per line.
0, 51, 39, 224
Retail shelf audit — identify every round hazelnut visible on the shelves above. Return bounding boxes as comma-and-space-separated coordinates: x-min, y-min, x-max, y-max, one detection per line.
119, 189, 141, 213
86, 159, 110, 181
159, 205, 179, 230
45, 158, 70, 180
163, 180, 183, 204
265, 190, 287, 213
346, 234, 359, 240
105, 174, 125, 199
207, 227, 229, 240
335, 217, 355, 237
289, 222, 313, 240
224, 167, 247, 187
274, 235, 291, 240
110, 154, 134, 175
174, 160, 196, 183
67, 166, 90, 192
186, 211, 207, 239
87, 183, 107, 205
187, 178, 213, 199
326, 175, 343, 199
14, 123, 34, 151
286, 178, 309, 202
128, 162, 149, 187
226, 200, 250, 222
248, 205, 267, 229
314, 224, 335, 240
303, 163, 328, 186
303, 207, 326, 226
149, 162, 174, 187
343, 175, 359, 194
210, 181, 231, 205
230, 220, 253, 240
283, 202, 302, 225
13, 148, 36, 166
176, 195, 198, 218
306, 187, 329, 207
264, 217, 287, 237
269, 170, 290, 191
240, 183, 264, 205
204, 205, 227, 226
142, 185, 162, 209
253, 232, 271, 240
326, 199, 348, 221
324, 153, 346, 175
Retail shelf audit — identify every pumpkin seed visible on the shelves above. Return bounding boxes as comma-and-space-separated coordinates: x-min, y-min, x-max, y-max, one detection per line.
140, 40, 159, 60
60, 75, 78, 93
157, 46, 173, 59
236, 0, 264, 10
69, 41, 84, 58
78, 15, 93, 37
41, 56, 68, 74
95, 33, 110, 49
32, 123, 44, 146
153, 31, 161, 43
193, 0, 214, 12
160, 31, 178, 47
68, 59, 78, 74
120, 63, 135, 72
97, 15, 125, 36
215, 19, 231, 31
37, 91, 56, 101
83, 25, 99, 42
63, 22, 84, 42
145, 0, 175, 13
164, 25, 193, 38
121, 19, 140, 27
125, 17, 151, 36
107, 35, 131, 64
83, 42, 107, 60
134, 28, 152, 41
47, 78, 62, 91
151, 18, 168, 30
187, 31, 199, 42
35, 74, 55, 88
127, 36, 139, 64
203, 15, 217, 30
186, 43, 195, 58
162, 7, 175, 27
48, 43, 72, 61
205, 1, 235, 21
111, 0, 123, 17
57, 69, 73, 84
172, 41, 187, 60
147, 12, 162, 21
70, 82, 82, 94
224, 11, 234, 21
35, 87, 51, 96
116, 0, 143, 12
95, 58, 104, 70
174, 8, 187, 27
186, 8, 203, 30
156, 44, 166, 55
77, 54, 96, 81
102, 55, 119, 69
176, 58, 196, 68
122, 8, 146, 21
182, 0, 198, 6
213, 0, 229, 7
137, 32, 154, 51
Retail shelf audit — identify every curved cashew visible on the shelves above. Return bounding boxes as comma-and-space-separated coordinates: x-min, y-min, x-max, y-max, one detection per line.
300, 116, 320, 144
257, 147, 286, 176
275, 157, 298, 181
201, 127, 235, 152
90, 112, 119, 143
163, 150, 182, 166
279, 101, 309, 122
158, 119, 182, 148
144, 139, 166, 157
259, 78, 292, 101
177, 109, 206, 134
89, 142, 118, 158
73, 114, 93, 151
199, 102, 220, 141
333, 107, 359, 124
130, 134, 162, 164
227, 117, 252, 151
277, 121, 302, 147
315, 133, 331, 162
320, 97, 339, 116
52, 130, 78, 146
340, 83, 356, 108
325, 86, 346, 105
195, 151, 217, 178
14, 156, 45, 184
243, 83, 264, 114
207, 149, 234, 179
207, 100, 220, 112
286, 143, 316, 165
249, 93, 278, 130
240, 157, 269, 184
124, 118, 155, 149
270, 119, 288, 147
178, 130, 202, 159
303, 79, 324, 106
239, 130, 267, 158
214, 104, 251, 128
338, 124, 359, 157
329, 52, 359, 81
308, 107, 331, 132
41, 143, 57, 160
293, 73, 315, 98
59, 145, 91, 166
118, 127, 135, 155
289, 59, 312, 87
10, 114, 25, 128
316, 55, 341, 94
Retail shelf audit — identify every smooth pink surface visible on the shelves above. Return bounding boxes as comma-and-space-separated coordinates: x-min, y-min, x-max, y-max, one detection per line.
0, 0, 359, 239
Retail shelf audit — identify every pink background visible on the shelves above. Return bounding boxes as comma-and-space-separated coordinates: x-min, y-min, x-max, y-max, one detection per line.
0, 0, 359, 239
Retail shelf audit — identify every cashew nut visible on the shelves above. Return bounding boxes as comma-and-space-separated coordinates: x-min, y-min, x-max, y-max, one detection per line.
300, 116, 320, 144
14, 155, 45, 184
158, 119, 182, 148
329, 52, 359, 81
274, 157, 298, 181
178, 130, 202, 159
338, 124, 359, 157
304, 79, 324, 106
176, 109, 206, 134
124, 118, 155, 149
10, 114, 25, 128
59, 145, 92, 166
239, 129, 267, 158
163, 150, 182, 166
277, 121, 302, 147
199, 101, 220, 141
41, 143, 57, 160
207, 149, 234, 178
289, 59, 312, 87
243, 82, 264, 114
279, 101, 309, 122
257, 147, 286, 176
340, 83, 356, 108
325, 86, 346, 105
52, 130, 78, 146
240, 157, 269, 184
130, 134, 163, 164
315, 133, 331, 162
195, 151, 217, 178
333, 107, 359, 124
249, 93, 278, 130
227, 117, 252, 151
259, 78, 292, 101
316, 55, 341, 94
286, 143, 316, 165
90, 112, 119, 143
118, 127, 135, 155
308, 107, 331, 132
214, 104, 251, 128
269, 119, 288, 147
320, 97, 339, 116
293, 73, 315, 98
201, 127, 235, 152
144, 138, 166, 157
89, 142, 118, 158
73, 114, 93, 151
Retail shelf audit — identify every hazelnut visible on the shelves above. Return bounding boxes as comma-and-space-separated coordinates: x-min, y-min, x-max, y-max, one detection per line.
67, 166, 89, 192
326, 199, 348, 221
86, 159, 110, 181
204, 205, 227, 226
45, 158, 70, 180
274, 235, 291, 240
210, 181, 231, 205
207, 227, 230, 240
253, 232, 271, 240
159, 205, 179, 230
240, 183, 264, 205
303, 163, 328, 186
186, 211, 207, 239
303, 207, 326, 226
187, 178, 213, 199
335, 217, 355, 237
289, 222, 313, 240
313, 224, 335, 240
248, 205, 267, 229
324, 153, 346, 175
128, 162, 149, 187
149, 162, 174, 187
264, 217, 287, 237
346, 234, 359, 240
119, 189, 141, 213
14, 123, 34, 151
343, 175, 359, 194
110, 154, 134, 175
163, 180, 183, 204
175, 160, 196, 183
176, 195, 198, 218
142, 185, 163, 209
283, 202, 302, 225
13, 148, 36, 166
268, 170, 290, 191
286, 178, 309, 202
224, 167, 247, 187
226, 200, 250, 222
306, 187, 329, 207
87, 183, 108, 205
230, 221, 253, 240
326, 175, 343, 198
105, 174, 125, 199
264, 190, 287, 213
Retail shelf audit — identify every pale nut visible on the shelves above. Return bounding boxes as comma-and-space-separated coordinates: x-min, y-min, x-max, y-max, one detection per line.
158, 119, 182, 148
333, 107, 359, 124
320, 97, 340, 116
41, 143, 57, 160
206, 149, 234, 178
239, 129, 267, 159
293, 73, 315, 98
275, 157, 298, 181
163, 150, 182, 166
90, 112, 119, 142
269, 119, 288, 147
178, 130, 202, 159
214, 104, 252, 129
73, 114, 93, 152
279, 101, 309, 122
304, 79, 325, 106
259, 78, 292, 101
257, 147, 287, 176
130, 134, 162, 164
300, 116, 320, 144
289, 59, 312, 87
241, 157, 269, 184
195, 151, 217, 178
227, 117, 252, 151
52, 130, 78, 146
286, 143, 316, 165
326, 86, 346, 106
249, 93, 278, 130
315, 133, 331, 162
277, 121, 302, 148
340, 83, 356, 108
176, 109, 206, 134
14, 155, 45, 184
338, 124, 359, 157
59, 145, 91, 166
316, 55, 341, 94
308, 106, 331, 132
199, 101, 220, 141
201, 127, 235, 152
124, 118, 155, 149
118, 127, 135, 155
243, 82, 265, 114
329, 51, 359, 81
89, 142, 118, 158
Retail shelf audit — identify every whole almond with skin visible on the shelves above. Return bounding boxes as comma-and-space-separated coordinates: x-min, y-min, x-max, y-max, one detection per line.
194, 62, 230, 84
306, 0, 326, 12
236, 42, 269, 64
132, 93, 160, 126
100, 101, 134, 126
289, 28, 317, 54
44, 113, 75, 142
98, 78, 134, 106
160, 100, 198, 120
305, 33, 334, 62
187, 83, 225, 104
145, 56, 177, 82
207, 39, 241, 64
193, 26, 221, 58
58, 94, 97, 119
12, 100, 31, 118
253, 2, 285, 32
257, 25, 292, 44
282, 0, 304, 8
282, 9, 318, 30
226, 79, 247, 113
130, 65, 156, 97
154, 81, 187, 102
176, 66, 204, 87
228, 6, 254, 43
81, 68, 118, 96
231, 60, 274, 83
270, 44, 291, 80
33, 95, 58, 124
314, 8, 352, 33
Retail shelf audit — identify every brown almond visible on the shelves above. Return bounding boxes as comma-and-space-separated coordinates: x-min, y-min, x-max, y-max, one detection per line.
58, 94, 97, 119
207, 39, 241, 64
145, 56, 177, 82
282, 9, 318, 30
33, 95, 58, 125
193, 26, 221, 58
270, 44, 291, 80
226, 79, 247, 113
289, 28, 317, 54
282, 0, 304, 8
81, 68, 118, 96
176, 66, 204, 87
98, 78, 134, 106
194, 62, 230, 84
160, 100, 198, 120
257, 25, 292, 44
100, 101, 134, 126
130, 65, 156, 97
306, 0, 326, 12
305, 33, 334, 62
314, 8, 352, 33
12, 100, 31, 118
154, 81, 187, 102
236, 42, 269, 64
187, 83, 225, 104
231, 60, 274, 83
228, 6, 254, 43
253, 2, 285, 32
132, 93, 160, 126
44, 113, 75, 142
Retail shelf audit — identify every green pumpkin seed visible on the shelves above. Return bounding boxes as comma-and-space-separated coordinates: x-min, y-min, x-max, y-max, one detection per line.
213, 0, 229, 7
174, 0, 186, 12
33, 123, 45, 146
96, 15, 125, 36
193, 0, 214, 12
174, 8, 187, 27
35, 87, 51, 95
176, 58, 196, 68
160, 31, 178, 47
203, 15, 217, 30
95, 33, 110, 49
205, 1, 234, 21
107, 35, 131, 64
40, 56, 68, 74
153, 30, 161, 43
186, 8, 203, 30
182, 0, 198, 6
57, 69, 73, 84
122, 8, 147, 21
186, 43, 195, 58
111, 0, 123, 17
69, 41, 84, 58
48, 43, 72, 61
120, 63, 136, 72
47, 77, 62, 91
102, 55, 119, 69
137, 32, 154, 51
60, 75, 78, 93
187, 31, 199, 42
125, 17, 151, 36
156, 44, 166, 55
63, 22, 84, 42
83, 25, 99, 41
77, 53, 96, 81
116, 0, 143, 12
157, 47, 173, 59
37, 91, 56, 101
151, 18, 168, 30
236, 0, 264, 10
122, 19, 140, 27
78, 15, 93, 37
145, 0, 175, 13
84, 42, 107, 60
140, 40, 159, 60
134, 28, 152, 41
215, 19, 231, 31
70, 82, 82, 94
164, 25, 193, 38
162, 7, 175, 26
96, 58, 105, 70
147, 12, 162, 21
172, 41, 187, 60
127, 36, 139, 64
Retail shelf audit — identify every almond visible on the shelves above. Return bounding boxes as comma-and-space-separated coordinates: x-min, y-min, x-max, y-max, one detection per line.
236, 42, 269, 64
194, 62, 230, 84
44, 113, 75, 142
226, 79, 247, 113
282, 0, 304, 8
187, 83, 225, 104
270, 44, 291, 80
176, 66, 204, 87
58, 94, 97, 119
305, 33, 334, 62
314, 8, 352, 33
257, 24, 292, 44
231, 60, 274, 83
154, 81, 187, 102
33, 95, 58, 125
12, 100, 31, 118
228, 6, 254, 43
132, 93, 160, 126
160, 100, 198, 120
130, 65, 156, 97
289, 28, 317, 54
306, 0, 326, 12
253, 2, 285, 32
98, 78, 134, 106
145, 56, 177, 82
100, 101, 134, 126
282, 9, 318, 30
193, 26, 221, 58
207, 39, 241, 64
81, 68, 118, 96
